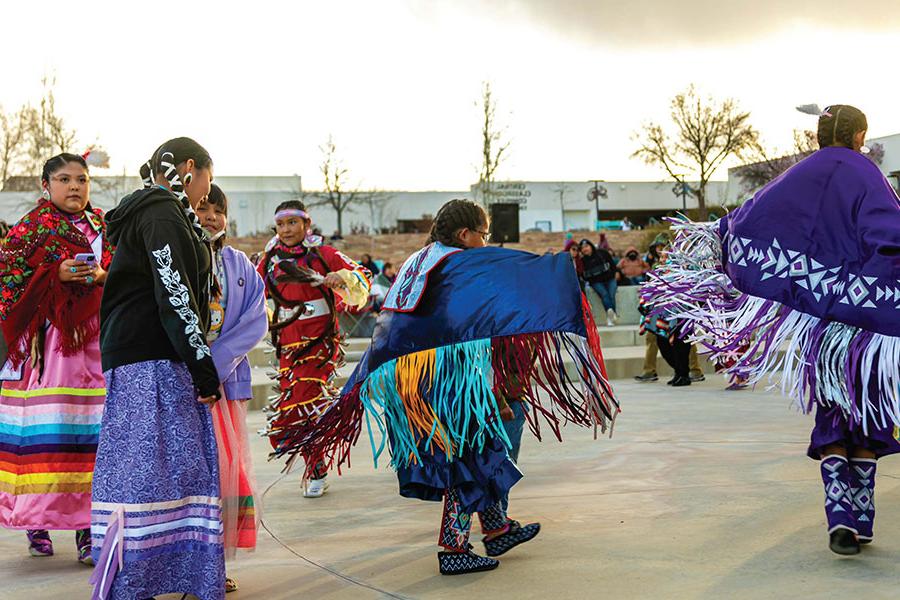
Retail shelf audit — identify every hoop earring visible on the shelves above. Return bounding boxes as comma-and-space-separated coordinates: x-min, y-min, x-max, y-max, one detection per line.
183, 173, 193, 186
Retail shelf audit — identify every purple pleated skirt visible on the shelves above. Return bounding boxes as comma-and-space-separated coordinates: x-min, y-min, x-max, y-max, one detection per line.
808, 403, 900, 460
90, 360, 224, 600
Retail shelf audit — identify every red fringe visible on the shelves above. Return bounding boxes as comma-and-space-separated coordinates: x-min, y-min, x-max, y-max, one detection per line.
492, 326, 618, 444
581, 292, 610, 382
268, 383, 364, 478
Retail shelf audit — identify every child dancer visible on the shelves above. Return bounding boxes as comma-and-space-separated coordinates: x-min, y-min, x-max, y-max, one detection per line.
642, 105, 900, 555
258, 201, 370, 497
196, 184, 268, 593
288, 199, 619, 574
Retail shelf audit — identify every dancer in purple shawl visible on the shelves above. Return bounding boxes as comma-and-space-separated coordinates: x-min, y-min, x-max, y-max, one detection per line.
642, 105, 900, 556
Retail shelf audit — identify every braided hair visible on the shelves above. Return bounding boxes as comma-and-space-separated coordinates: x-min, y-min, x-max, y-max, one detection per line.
817, 105, 867, 149
426, 198, 488, 248
139, 137, 212, 240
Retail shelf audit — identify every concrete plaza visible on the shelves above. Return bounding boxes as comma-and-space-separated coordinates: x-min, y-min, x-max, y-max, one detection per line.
2, 379, 899, 600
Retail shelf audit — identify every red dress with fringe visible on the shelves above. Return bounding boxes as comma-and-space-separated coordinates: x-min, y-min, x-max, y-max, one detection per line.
258, 239, 369, 471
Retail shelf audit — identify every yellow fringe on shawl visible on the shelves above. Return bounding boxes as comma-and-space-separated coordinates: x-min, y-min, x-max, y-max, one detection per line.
394, 349, 453, 460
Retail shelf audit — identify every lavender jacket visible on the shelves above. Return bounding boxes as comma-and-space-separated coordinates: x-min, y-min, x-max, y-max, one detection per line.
211, 246, 268, 400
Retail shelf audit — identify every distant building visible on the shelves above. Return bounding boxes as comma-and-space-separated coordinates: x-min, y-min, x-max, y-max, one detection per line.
470, 180, 731, 232
0, 174, 739, 235
0, 175, 302, 237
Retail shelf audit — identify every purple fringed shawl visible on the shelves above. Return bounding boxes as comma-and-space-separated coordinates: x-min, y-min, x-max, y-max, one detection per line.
723, 146, 900, 337
641, 147, 900, 434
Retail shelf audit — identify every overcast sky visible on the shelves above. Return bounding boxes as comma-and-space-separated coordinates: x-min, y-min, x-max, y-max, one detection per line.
2, 1, 899, 190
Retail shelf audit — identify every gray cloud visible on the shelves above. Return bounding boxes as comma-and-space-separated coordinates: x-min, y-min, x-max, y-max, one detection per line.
452, 0, 900, 46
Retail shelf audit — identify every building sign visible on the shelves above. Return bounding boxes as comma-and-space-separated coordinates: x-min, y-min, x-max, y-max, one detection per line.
488, 182, 531, 207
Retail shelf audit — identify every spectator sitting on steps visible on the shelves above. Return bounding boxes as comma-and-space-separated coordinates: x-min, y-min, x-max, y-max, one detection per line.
617, 246, 650, 286
360, 253, 381, 276
579, 239, 619, 327
564, 239, 585, 288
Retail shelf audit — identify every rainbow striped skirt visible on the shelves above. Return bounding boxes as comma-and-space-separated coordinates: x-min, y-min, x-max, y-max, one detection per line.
0, 325, 104, 530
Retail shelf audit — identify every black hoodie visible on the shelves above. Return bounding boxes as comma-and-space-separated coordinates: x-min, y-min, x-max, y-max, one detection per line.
100, 186, 220, 398
580, 240, 617, 283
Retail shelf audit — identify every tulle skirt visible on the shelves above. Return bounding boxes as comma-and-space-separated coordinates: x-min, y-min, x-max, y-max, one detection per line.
211, 398, 260, 557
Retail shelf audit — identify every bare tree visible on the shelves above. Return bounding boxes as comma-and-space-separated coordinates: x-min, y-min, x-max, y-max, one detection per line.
21, 76, 78, 177
358, 190, 395, 234
476, 81, 511, 206
734, 130, 817, 194
305, 135, 365, 236
0, 107, 27, 190
632, 85, 758, 220
1, 77, 84, 191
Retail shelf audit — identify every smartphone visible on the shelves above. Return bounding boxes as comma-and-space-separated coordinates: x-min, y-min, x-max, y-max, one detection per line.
74, 253, 97, 267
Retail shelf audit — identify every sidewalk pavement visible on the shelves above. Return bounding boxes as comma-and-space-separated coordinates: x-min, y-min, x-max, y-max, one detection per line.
2, 379, 899, 600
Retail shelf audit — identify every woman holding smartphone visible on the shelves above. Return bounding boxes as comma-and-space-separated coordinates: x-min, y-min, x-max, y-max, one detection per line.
0, 152, 112, 564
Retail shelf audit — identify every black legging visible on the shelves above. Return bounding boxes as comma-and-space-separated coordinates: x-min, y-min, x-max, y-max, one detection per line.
656, 335, 691, 378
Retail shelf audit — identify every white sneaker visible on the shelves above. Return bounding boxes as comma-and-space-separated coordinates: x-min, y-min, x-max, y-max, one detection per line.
606, 318, 615, 327
607, 308, 619, 324
303, 477, 329, 498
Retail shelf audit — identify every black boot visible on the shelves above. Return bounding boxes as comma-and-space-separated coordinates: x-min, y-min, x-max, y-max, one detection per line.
829, 528, 860, 555
482, 520, 541, 557
438, 548, 500, 575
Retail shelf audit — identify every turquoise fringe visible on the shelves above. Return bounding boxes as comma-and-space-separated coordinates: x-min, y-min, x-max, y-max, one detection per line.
359, 338, 511, 470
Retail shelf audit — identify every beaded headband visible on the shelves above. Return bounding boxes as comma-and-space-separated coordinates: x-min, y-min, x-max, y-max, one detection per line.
275, 209, 310, 222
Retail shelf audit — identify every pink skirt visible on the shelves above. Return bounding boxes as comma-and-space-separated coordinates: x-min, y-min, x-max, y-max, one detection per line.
0, 321, 104, 530
211, 397, 260, 556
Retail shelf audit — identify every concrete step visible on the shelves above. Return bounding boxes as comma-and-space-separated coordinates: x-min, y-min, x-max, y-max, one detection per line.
245, 342, 720, 411
248, 328, 644, 369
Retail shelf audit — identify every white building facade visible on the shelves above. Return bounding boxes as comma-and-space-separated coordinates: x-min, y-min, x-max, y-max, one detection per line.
0, 175, 745, 236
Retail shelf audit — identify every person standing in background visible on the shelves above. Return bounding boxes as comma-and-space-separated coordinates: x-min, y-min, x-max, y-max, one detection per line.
196, 184, 269, 593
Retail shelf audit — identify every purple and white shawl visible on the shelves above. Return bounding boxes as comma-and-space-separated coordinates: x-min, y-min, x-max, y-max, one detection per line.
642, 147, 900, 434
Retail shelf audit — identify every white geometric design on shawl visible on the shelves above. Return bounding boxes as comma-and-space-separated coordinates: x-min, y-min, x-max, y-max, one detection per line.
641, 217, 900, 436
727, 234, 900, 311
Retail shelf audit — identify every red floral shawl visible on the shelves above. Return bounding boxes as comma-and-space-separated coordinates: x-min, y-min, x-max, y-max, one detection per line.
0, 200, 114, 366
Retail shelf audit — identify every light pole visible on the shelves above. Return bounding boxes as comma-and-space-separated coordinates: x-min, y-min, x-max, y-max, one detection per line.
587, 180, 607, 231
553, 184, 572, 232
671, 175, 693, 212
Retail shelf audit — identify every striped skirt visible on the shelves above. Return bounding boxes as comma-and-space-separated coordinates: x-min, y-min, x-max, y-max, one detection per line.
0, 324, 104, 530
90, 360, 224, 600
